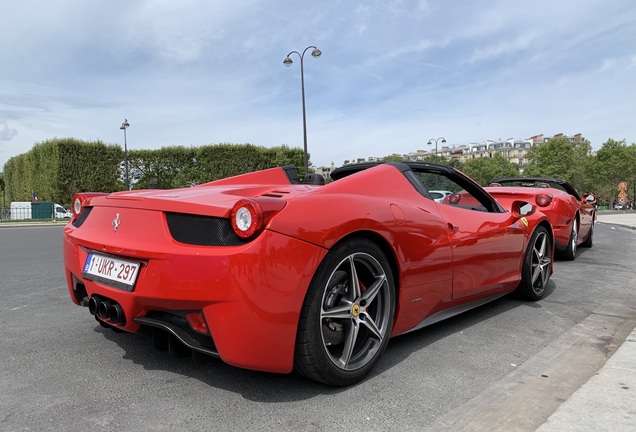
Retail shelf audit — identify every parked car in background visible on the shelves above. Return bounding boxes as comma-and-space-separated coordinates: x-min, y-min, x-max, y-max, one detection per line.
614, 200, 634, 210
428, 190, 453, 203
63, 162, 554, 386
486, 177, 596, 261
54, 204, 72, 218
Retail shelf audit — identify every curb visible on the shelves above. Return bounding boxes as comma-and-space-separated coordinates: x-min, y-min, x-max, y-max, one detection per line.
0, 221, 67, 228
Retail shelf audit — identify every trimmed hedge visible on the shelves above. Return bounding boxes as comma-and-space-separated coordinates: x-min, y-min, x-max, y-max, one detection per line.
2, 138, 306, 204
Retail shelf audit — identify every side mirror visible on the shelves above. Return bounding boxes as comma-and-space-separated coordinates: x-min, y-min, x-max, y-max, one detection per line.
511, 200, 536, 218
584, 194, 596, 204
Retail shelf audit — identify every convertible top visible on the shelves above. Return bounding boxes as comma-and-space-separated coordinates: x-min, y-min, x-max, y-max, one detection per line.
330, 161, 455, 181
490, 177, 580, 200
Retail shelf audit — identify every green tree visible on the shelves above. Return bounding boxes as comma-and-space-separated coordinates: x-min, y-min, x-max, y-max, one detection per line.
2, 138, 123, 204
422, 154, 448, 164
128, 146, 196, 189
523, 137, 592, 192
380, 154, 405, 162
0, 172, 5, 208
584, 139, 636, 206
461, 153, 520, 186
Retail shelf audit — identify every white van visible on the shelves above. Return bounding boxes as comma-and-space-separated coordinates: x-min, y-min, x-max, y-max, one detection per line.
54, 204, 72, 218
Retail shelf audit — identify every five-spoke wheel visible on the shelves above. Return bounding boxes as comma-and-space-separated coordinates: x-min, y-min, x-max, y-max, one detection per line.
294, 238, 395, 386
516, 226, 552, 301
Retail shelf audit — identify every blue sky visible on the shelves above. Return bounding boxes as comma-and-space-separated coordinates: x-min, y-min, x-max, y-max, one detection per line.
1, 0, 635, 170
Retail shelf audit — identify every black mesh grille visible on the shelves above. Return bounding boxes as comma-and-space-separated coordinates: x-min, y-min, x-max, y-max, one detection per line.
72, 207, 92, 228
165, 212, 246, 246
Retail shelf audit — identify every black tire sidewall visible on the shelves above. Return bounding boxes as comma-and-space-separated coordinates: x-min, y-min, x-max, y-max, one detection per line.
582, 220, 594, 247
517, 226, 551, 301
295, 238, 396, 386
560, 220, 577, 261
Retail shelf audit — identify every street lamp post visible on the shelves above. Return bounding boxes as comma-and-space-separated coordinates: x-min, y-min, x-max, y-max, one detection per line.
120, 119, 130, 190
283, 46, 321, 179
427, 137, 446, 156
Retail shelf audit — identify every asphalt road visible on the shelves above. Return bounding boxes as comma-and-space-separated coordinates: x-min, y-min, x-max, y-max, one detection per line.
1, 221, 635, 431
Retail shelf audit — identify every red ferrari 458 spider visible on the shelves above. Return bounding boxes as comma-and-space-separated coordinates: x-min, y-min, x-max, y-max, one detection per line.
64, 162, 555, 386
486, 177, 596, 261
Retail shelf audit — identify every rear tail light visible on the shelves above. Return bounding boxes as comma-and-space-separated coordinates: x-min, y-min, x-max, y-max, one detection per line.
73, 197, 82, 215
71, 192, 108, 217
230, 198, 286, 240
448, 194, 461, 205
231, 199, 262, 239
536, 194, 553, 207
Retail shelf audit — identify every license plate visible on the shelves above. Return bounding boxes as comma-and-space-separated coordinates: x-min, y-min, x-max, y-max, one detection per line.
83, 252, 141, 291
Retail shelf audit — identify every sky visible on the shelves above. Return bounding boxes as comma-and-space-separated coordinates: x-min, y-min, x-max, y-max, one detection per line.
1, 0, 635, 171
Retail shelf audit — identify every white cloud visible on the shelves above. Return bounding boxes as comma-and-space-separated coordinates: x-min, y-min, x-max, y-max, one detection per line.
0, 121, 18, 142
1, 0, 635, 170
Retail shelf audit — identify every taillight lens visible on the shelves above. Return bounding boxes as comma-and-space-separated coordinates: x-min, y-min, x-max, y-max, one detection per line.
448, 193, 461, 205
229, 198, 286, 240
73, 196, 82, 216
536, 194, 553, 207
71, 192, 109, 218
231, 199, 263, 239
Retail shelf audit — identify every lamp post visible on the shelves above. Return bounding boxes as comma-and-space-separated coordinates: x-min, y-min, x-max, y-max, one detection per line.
427, 137, 446, 156
283, 46, 322, 178
120, 119, 130, 190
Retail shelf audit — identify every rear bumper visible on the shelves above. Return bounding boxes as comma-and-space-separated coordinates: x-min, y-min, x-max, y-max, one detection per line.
63, 226, 327, 373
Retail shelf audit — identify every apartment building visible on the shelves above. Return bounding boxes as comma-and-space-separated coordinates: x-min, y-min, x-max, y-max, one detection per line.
371, 133, 584, 168
314, 133, 585, 179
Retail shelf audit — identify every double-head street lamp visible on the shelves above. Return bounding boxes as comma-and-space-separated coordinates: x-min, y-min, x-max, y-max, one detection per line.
283, 46, 321, 178
427, 137, 446, 156
120, 119, 130, 190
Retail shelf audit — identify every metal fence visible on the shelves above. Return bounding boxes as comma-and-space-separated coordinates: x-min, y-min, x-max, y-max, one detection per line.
1, 205, 33, 221
0, 205, 70, 221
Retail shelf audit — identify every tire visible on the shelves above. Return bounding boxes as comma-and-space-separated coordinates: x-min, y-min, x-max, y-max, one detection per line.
516, 226, 552, 301
294, 238, 395, 386
581, 220, 594, 248
560, 218, 578, 261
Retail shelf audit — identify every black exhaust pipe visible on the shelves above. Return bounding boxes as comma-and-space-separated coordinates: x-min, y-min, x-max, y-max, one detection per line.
108, 303, 126, 325
88, 296, 102, 316
97, 300, 112, 320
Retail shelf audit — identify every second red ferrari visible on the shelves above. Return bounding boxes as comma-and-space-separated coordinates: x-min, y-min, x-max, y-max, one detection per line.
486, 177, 595, 260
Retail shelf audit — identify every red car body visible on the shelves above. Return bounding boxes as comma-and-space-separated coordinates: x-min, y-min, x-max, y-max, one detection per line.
486, 177, 596, 260
64, 162, 554, 385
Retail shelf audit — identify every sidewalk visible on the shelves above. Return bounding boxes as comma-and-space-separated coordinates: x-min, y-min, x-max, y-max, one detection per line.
536, 211, 636, 431
595, 211, 636, 231
536, 329, 636, 431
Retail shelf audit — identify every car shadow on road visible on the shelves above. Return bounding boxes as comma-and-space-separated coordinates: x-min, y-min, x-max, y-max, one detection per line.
97, 281, 557, 402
